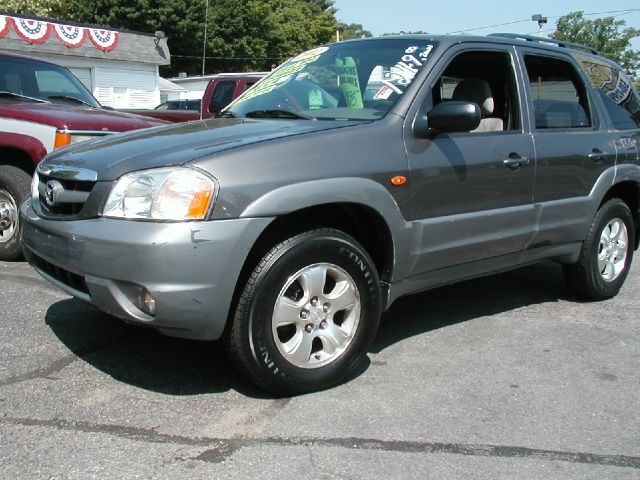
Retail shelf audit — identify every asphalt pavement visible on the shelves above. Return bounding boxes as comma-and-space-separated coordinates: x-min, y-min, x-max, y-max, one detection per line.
1, 258, 638, 479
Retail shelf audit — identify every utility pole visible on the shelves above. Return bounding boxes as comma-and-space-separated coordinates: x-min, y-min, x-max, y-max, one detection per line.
531, 14, 547, 36
202, 0, 209, 76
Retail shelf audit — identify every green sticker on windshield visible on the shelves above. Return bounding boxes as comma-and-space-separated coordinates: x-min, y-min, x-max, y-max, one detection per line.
335, 56, 363, 109
226, 50, 324, 110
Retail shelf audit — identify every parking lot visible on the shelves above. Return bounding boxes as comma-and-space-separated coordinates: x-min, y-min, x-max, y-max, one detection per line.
1, 258, 639, 479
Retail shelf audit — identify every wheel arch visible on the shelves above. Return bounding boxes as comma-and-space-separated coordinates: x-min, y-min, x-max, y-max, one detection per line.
238, 177, 410, 285
228, 178, 410, 326
246, 202, 395, 283
0, 146, 38, 177
0, 132, 46, 174
600, 180, 640, 250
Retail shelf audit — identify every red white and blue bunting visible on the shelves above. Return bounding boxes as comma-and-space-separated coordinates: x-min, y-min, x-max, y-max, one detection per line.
0, 15, 10, 38
14, 17, 52, 44
88, 28, 118, 51
0, 15, 118, 51
54, 24, 86, 48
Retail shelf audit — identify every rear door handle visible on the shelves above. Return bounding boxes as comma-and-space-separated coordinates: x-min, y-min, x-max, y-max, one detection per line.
503, 155, 530, 170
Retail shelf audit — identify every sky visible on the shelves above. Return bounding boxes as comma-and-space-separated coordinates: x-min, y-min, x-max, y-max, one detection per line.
332, 0, 640, 48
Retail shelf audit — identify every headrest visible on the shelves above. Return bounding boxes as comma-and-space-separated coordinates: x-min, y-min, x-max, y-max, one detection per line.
452, 78, 494, 116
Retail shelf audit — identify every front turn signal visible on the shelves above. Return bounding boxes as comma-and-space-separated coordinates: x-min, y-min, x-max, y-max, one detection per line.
54, 130, 71, 148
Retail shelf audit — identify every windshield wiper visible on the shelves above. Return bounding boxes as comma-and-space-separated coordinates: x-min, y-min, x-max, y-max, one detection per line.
47, 95, 95, 108
244, 109, 311, 120
0, 91, 48, 103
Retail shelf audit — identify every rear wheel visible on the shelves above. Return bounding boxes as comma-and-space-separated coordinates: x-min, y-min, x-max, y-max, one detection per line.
564, 198, 635, 300
225, 228, 381, 395
0, 166, 31, 261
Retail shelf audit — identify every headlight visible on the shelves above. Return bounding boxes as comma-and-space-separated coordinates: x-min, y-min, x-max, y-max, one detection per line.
103, 167, 217, 220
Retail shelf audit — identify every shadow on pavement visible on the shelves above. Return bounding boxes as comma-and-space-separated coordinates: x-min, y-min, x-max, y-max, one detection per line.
371, 261, 575, 354
45, 262, 575, 397
45, 300, 267, 398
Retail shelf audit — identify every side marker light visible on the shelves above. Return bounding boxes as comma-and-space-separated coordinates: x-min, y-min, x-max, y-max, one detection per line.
390, 176, 407, 186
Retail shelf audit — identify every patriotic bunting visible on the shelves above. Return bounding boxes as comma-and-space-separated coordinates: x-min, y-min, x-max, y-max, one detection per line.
0, 15, 118, 51
14, 17, 51, 44
88, 28, 118, 51
0, 15, 10, 38
54, 24, 86, 48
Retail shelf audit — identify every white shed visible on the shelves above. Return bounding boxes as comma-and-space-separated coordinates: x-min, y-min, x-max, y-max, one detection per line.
0, 12, 170, 109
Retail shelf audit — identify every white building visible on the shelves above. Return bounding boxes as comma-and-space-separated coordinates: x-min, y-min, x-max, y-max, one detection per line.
0, 12, 170, 109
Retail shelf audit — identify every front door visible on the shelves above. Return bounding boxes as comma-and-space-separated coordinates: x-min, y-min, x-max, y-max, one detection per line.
404, 46, 536, 276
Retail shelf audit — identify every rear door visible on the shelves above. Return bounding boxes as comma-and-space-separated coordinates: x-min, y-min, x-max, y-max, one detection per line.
518, 49, 617, 246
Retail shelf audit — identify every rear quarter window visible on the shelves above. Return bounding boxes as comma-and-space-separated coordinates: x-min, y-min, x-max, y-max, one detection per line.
573, 52, 640, 129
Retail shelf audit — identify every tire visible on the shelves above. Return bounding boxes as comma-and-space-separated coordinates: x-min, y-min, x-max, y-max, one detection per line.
564, 198, 635, 301
225, 228, 382, 395
0, 165, 31, 261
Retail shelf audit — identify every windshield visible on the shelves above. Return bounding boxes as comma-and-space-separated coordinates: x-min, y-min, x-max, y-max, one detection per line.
0, 56, 101, 108
225, 39, 436, 121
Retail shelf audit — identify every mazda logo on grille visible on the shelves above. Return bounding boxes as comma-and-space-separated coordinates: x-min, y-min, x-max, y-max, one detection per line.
44, 180, 64, 206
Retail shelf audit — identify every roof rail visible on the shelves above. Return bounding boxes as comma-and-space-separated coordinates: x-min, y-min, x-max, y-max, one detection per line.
489, 33, 598, 55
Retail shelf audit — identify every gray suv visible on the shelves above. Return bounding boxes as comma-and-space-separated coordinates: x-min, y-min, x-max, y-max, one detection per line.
21, 34, 640, 395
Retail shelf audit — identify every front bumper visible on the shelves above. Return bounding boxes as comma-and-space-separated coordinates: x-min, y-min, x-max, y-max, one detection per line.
21, 200, 272, 340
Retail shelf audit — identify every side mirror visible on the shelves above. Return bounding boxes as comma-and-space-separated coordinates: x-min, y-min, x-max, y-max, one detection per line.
413, 101, 481, 138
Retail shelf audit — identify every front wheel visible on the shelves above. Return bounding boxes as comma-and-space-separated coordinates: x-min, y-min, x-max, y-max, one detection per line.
225, 228, 382, 395
564, 198, 635, 300
0, 166, 31, 261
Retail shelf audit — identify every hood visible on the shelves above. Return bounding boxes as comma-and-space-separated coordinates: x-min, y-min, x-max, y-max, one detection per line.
0, 100, 168, 131
40, 118, 359, 181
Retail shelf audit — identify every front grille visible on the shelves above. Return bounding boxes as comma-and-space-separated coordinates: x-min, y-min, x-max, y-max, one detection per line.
30, 252, 89, 295
36, 171, 96, 217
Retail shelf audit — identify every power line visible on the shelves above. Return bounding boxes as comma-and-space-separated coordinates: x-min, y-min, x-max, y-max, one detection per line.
446, 19, 529, 34
446, 8, 640, 35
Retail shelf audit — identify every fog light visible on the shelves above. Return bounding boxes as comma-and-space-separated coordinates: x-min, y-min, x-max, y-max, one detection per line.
139, 290, 156, 316
129, 286, 156, 316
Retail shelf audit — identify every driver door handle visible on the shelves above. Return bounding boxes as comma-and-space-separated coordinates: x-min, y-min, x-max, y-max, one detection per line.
503, 155, 530, 170
588, 149, 605, 163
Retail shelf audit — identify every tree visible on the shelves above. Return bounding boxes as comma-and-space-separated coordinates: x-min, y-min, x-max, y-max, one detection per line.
302, 0, 336, 14
339, 22, 372, 40
383, 31, 428, 36
200, 0, 337, 74
552, 11, 640, 78
0, 0, 68, 17
1, 0, 341, 75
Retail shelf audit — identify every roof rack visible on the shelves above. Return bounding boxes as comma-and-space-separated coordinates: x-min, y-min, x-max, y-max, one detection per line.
489, 33, 598, 55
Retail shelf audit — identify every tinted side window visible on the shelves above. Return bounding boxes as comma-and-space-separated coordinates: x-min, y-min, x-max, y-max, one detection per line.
431, 50, 520, 132
208, 81, 237, 114
524, 55, 591, 129
572, 54, 640, 129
